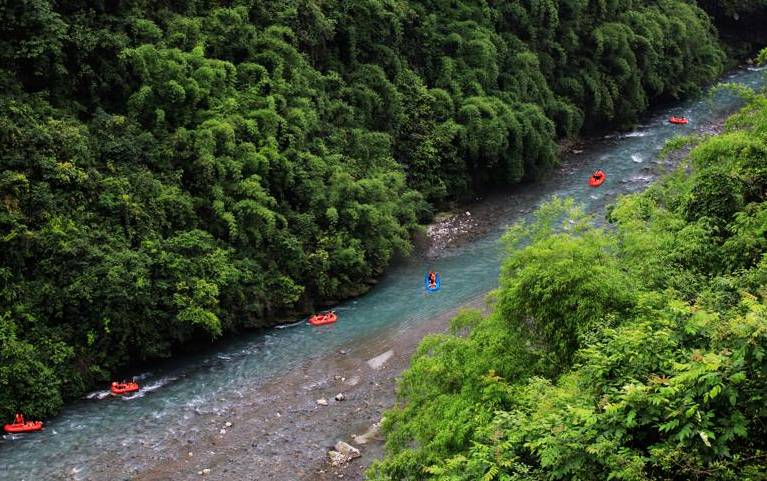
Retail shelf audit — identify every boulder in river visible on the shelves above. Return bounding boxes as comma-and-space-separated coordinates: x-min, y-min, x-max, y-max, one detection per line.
335, 393, 345, 401
328, 441, 361, 466
352, 421, 381, 445
366, 350, 393, 370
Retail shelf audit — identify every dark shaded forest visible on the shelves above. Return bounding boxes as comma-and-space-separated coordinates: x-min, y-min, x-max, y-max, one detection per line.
0, 0, 758, 418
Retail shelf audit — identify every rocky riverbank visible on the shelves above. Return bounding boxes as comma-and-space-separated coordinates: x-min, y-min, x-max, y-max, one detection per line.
131, 297, 486, 481
418, 147, 589, 258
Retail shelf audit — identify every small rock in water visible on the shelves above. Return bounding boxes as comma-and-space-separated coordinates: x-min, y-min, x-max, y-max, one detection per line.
328, 441, 361, 466
465, 211, 471, 216
352, 421, 382, 445
367, 350, 394, 370
188, 452, 193, 457
328, 450, 345, 465
199, 468, 211, 475
219, 429, 227, 435
335, 393, 345, 401
317, 398, 329, 406
337, 441, 360, 456
224, 421, 232, 428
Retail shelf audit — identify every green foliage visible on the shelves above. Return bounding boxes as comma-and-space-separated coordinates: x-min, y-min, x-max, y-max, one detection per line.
0, 313, 68, 419
499, 199, 636, 371
370, 94, 767, 481
0, 0, 738, 419
659, 134, 705, 158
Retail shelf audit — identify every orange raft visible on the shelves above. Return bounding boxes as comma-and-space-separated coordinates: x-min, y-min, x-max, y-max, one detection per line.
111, 382, 140, 395
308, 311, 338, 326
4, 421, 43, 434
589, 170, 606, 187
669, 116, 689, 125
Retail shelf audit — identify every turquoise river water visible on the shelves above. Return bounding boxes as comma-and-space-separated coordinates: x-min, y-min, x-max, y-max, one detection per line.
1, 66, 765, 481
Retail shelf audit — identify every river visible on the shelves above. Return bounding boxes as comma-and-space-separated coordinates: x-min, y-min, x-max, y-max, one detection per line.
1, 66, 764, 481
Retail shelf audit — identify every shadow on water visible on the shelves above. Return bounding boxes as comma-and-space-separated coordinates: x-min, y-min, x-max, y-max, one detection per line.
0, 67, 764, 481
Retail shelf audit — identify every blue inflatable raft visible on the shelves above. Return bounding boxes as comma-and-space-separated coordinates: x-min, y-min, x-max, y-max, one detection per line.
425, 272, 440, 292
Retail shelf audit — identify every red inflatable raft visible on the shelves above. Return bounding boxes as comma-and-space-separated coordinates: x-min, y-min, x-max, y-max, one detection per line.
589, 170, 606, 187
4, 421, 43, 434
669, 116, 689, 125
111, 382, 140, 395
308, 311, 337, 326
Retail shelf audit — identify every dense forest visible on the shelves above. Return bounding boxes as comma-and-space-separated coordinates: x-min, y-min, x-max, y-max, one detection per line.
369, 58, 767, 480
0, 1, 760, 418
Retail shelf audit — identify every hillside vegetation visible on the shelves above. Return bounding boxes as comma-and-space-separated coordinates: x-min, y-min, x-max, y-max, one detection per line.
369, 64, 767, 481
0, 0, 742, 418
